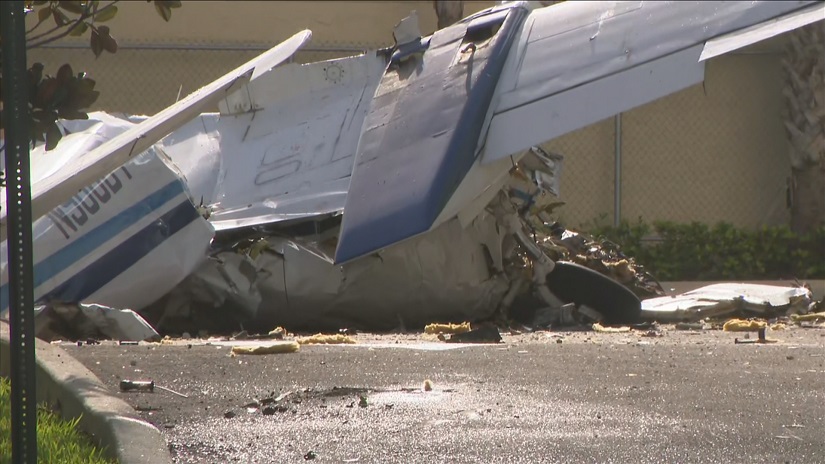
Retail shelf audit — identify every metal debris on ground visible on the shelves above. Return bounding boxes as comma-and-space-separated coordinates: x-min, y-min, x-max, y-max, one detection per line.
532, 225, 666, 300
734, 327, 778, 344
33, 303, 160, 342
639, 329, 664, 338
790, 312, 825, 323
674, 322, 706, 331
119, 379, 189, 398
230, 342, 300, 355
268, 327, 288, 339
642, 283, 814, 322
439, 326, 502, 343
424, 322, 472, 335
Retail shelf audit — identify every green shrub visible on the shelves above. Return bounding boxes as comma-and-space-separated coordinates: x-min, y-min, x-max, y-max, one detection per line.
0, 377, 113, 464
584, 217, 825, 281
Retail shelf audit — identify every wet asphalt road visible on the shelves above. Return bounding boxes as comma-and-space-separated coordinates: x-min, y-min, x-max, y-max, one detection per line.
67, 328, 825, 464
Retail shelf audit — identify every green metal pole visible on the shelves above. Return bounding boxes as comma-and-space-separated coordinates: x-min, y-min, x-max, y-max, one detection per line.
1, 1, 39, 463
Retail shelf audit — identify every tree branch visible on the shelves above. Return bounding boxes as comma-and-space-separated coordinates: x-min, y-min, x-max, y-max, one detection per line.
26, 1, 120, 49
26, 5, 53, 35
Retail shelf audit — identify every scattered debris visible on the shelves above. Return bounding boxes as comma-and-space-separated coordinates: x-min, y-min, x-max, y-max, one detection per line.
261, 406, 279, 416
424, 322, 472, 335
723, 319, 767, 332
531, 303, 577, 328
33, 303, 160, 342
642, 283, 813, 322
734, 328, 778, 344
119, 380, 155, 393
297, 334, 357, 345
119, 379, 189, 398
790, 312, 825, 323
230, 342, 300, 355
592, 323, 631, 333
536, 228, 665, 301
639, 329, 664, 338
268, 327, 288, 339
674, 322, 705, 331
440, 326, 502, 343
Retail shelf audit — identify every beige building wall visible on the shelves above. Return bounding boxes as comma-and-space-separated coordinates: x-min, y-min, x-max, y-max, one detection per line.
544, 49, 791, 229
26, 1, 793, 230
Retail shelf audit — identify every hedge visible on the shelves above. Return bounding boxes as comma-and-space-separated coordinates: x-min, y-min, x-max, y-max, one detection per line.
583, 218, 825, 281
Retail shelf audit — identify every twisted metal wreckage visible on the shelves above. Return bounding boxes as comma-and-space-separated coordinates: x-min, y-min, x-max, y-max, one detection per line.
1, 1, 821, 339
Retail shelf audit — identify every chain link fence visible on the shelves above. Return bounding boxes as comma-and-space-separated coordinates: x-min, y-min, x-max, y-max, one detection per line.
544, 51, 792, 230
27, 45, 794, 232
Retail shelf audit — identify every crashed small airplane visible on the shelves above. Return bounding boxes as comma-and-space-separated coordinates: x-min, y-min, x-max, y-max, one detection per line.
1, 1, 822, 335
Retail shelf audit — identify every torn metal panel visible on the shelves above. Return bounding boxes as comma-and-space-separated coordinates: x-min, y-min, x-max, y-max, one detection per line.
641, 283, 814, 322
146, 211, 510, 333
0, 114, 214, 315
483, 0, 819, 163
34, 303, 159, 342
161, 52, 388, 231
335, 4, 530, 264
0, 30, 312, 242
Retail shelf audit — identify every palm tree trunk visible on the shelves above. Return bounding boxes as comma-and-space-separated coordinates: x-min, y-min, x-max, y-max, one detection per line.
433, 0, 463, 29
783, 21, 825, 233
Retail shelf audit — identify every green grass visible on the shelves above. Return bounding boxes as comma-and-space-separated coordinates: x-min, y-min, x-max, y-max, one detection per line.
0, 377, 114, 464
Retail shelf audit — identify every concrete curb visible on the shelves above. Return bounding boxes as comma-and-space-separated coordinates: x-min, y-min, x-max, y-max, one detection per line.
0, 321, 173, 464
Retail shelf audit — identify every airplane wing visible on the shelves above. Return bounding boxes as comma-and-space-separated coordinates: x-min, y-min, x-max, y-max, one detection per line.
481, 0, 824, 163
334, 0, 824, 264
0, 30, 312, 242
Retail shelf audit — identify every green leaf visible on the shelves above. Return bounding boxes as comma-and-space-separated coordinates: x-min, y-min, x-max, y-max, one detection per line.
35, 78, 60, 107
37, 5, 52, 23
97, 25, 117, 53
68, 21, 89, 37
45, 122, 64, 151
56, 63, 74, 83
90, 27, 103, 57
93, 4, 117, 22
154, 2, 172, 21
52, 8, 70, 26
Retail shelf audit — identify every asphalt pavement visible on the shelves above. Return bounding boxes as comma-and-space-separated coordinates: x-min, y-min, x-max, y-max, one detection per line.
66, 328, 825, 464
